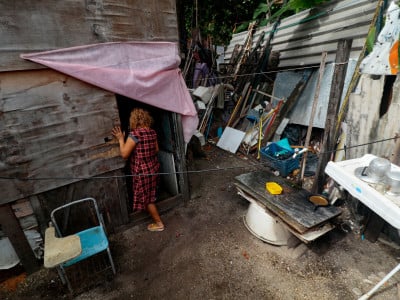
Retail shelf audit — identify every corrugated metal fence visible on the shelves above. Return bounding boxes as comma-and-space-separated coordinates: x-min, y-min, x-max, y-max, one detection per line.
225, 0, 378, 67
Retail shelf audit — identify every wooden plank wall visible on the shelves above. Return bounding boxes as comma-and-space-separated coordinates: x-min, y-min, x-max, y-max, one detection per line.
0, 0, 180, 272
0, 69, 124, 204
225, 0, 377, 67
0, 0, 179, 71
34, 169, 130, 232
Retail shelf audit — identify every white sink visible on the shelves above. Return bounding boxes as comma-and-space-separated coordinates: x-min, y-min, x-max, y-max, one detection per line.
325, 154, 400, 229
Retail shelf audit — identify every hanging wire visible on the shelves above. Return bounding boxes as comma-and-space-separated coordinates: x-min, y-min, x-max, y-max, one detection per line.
1, 136, 397, 181
184, 62, 349, 85
3, 4, 398, 182
183, 2, 400, 85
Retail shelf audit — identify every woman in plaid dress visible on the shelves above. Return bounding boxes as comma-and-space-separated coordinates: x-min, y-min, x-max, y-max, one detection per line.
112, 108, 164, 232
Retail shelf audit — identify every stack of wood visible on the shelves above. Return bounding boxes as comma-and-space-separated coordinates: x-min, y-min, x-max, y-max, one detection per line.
187, 23, 311, 163
188, 27, 285, 156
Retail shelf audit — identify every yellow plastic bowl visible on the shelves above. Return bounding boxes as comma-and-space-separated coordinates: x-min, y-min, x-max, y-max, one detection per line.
266, 182, 283, 195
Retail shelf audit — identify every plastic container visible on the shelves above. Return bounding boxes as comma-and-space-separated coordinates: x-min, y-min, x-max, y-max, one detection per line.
260, 143, 300, 177
385, 170, 400, 195
243, 202, 292, 245
266, 182, 283, 195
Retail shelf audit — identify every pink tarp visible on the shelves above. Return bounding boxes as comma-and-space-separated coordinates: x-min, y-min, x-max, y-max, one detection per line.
20, 41, 198, 143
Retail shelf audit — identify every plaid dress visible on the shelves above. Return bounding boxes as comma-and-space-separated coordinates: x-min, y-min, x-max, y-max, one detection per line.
129, 127, 160, 211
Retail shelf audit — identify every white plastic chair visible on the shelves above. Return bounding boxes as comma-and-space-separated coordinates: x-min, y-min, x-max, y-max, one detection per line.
48, 197, 116, 292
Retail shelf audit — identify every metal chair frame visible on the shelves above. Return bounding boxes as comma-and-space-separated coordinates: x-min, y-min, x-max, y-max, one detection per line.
50, 197, 116, 292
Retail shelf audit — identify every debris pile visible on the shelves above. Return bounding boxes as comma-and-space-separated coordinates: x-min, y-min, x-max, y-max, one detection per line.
183, 29, 322, 181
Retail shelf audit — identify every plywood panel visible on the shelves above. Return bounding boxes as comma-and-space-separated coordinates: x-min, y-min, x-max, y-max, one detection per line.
0, 69, 124, 204
0, 0, 179, 71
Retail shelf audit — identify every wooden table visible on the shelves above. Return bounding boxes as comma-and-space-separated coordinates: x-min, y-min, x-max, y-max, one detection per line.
235, 170, 341, 242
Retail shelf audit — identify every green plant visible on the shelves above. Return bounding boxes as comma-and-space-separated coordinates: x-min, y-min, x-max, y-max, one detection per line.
236, 0, 330, 32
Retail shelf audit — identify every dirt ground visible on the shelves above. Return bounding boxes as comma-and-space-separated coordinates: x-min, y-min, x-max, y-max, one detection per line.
2, 145, 400, 300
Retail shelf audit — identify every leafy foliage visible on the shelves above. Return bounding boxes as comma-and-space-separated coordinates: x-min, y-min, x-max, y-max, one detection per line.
179, 0, 262, 45
237, 0, 330, 32
178, 0, 331, 45
288, 0, 329, 12
366, 27, 377, 53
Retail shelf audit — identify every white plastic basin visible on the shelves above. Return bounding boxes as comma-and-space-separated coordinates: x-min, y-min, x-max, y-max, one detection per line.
244, 202, 292, 245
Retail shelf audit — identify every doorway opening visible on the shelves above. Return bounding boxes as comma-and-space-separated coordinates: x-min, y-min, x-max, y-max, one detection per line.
115, 95, 181, 214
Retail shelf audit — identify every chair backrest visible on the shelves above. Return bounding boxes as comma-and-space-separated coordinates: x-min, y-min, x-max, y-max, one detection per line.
50, 198, 104, 238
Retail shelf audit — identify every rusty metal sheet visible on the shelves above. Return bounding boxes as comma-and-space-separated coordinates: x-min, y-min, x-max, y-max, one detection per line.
0, 69, 124, 204
0, 0, 179, 71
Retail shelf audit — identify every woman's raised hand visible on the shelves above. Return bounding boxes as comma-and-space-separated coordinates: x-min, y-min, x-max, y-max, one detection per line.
112, 126, 124, 141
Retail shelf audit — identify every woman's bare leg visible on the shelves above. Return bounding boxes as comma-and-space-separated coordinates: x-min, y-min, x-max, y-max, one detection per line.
147, 203, 164, 227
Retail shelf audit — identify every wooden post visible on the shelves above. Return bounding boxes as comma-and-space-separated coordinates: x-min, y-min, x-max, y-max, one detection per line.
173, 113, 190, 203
0, 203, 39, 274
226, 82, 250, 128
300, 52, 327, 184
312, 40, 353, 193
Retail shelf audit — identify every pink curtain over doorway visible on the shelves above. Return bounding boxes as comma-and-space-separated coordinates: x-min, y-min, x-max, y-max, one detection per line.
21, 41, 198, 143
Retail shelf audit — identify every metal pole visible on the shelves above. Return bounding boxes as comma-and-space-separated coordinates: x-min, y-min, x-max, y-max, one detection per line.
359, 262, 400, 300
300, 52, 327, 184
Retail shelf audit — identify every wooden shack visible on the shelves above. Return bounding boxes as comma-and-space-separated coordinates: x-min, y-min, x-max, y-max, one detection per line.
0, 0, 191, 274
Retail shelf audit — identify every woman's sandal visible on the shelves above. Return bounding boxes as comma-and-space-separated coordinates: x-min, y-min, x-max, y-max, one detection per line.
147, 223, 165, 232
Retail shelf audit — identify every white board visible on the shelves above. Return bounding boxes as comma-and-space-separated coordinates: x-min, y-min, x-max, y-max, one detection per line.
217, 127, 246, 154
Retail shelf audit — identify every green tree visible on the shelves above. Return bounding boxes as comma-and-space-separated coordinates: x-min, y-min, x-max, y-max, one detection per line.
178, 0, 330, 46
178, 0, 261, 45
237, 0, 330, 32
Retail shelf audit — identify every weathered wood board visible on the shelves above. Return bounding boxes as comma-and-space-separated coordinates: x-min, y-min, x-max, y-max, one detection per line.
0, 0, 179, 71
237, 187, 335, 243
235, 171, 341, 233
0, 69, 123, 204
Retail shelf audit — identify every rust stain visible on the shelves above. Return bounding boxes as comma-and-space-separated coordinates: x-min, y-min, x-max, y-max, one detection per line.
242, 251, 250, 260
0, 273, 27, 292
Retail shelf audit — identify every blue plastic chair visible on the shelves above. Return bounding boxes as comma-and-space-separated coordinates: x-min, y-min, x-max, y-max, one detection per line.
50, 197, 116, 292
